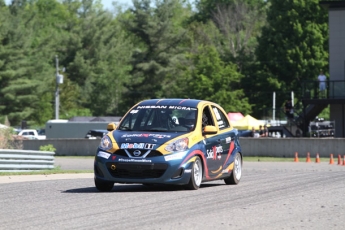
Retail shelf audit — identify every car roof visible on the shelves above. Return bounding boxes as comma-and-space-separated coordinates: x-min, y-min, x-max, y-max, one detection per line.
136, 98, 210, 108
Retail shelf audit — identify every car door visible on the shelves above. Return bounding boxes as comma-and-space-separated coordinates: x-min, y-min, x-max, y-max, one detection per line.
210, 105, 236, 169
202, 105, 224, 175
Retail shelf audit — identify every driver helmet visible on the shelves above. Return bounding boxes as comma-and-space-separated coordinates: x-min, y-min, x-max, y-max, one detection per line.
202, 113, 208, 127
171, 116, 179, 125
185, 111, 196, 130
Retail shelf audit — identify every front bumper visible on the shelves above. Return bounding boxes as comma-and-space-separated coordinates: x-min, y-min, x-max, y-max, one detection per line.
94, 151, 194, 185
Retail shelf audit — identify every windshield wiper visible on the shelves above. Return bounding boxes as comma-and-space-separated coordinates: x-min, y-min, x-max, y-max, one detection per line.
119, 126, 132, 131
142, 128, 168, 132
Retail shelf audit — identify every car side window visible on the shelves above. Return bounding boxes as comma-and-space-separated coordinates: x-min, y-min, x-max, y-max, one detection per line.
211, 106, 230, 130
202, 106, 215, 129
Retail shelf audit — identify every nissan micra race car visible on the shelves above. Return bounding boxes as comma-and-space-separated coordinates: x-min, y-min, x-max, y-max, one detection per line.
94, 99, 242, 191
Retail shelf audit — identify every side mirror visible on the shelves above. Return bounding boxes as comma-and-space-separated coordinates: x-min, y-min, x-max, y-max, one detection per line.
107, 122, 117, 131
203, 125, 217, 135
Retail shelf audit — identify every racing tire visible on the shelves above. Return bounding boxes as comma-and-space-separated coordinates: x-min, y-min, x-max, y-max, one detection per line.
95, 177, 114, 192
185, 156, 203, 190
224, 152, 242, 185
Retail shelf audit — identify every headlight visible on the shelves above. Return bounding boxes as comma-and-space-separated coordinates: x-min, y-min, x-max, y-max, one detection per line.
99, 135, 113, 150
165, 138, 189, 152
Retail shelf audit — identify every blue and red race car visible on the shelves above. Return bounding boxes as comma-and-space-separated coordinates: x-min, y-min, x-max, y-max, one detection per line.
94, 98, 242, 191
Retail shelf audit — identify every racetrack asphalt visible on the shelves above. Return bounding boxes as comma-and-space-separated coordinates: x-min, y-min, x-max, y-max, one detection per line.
1, 158, 344, 184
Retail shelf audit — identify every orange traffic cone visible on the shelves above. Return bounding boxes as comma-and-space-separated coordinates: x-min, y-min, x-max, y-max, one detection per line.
315, 153, 320, 163
329, 154, 334, 164
338, 154, 342, 165
294, 152, 299, 162
306, 152, 311, 163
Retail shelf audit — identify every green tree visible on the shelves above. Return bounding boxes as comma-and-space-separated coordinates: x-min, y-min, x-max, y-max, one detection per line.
0, 2, 54, 127
0, 0, 84, 126
187, 0, 268, 117
121, 0, 187, 106
210, 0, 267, 66
62, 0, 133, 116
193, 0, 265, 23
254, 0, 328, 116
174, 45, 251, 114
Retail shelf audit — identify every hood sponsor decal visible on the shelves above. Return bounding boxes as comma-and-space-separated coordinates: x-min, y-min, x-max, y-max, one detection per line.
121, 133, 172, 139
120, 143, 156, 149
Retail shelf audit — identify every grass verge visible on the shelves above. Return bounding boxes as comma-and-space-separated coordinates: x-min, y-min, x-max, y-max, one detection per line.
0, 166, 93, 176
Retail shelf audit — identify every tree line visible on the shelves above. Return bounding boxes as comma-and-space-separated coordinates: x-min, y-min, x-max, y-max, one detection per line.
0, 0, 328, 128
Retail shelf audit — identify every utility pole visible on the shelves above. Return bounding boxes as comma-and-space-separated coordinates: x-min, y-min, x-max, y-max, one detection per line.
55, 55, 63, 120
272, 91, 276, 121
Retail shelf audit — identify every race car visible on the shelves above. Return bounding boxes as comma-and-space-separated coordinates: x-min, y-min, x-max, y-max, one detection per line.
94, 98, 242, 191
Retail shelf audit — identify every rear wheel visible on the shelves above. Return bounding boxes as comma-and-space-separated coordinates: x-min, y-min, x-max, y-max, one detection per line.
224, 152, 242, 185
185, 156, 203, 190
95, 178, 114, 192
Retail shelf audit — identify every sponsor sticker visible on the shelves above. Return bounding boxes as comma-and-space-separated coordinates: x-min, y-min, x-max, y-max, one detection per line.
121, 134, 171, 138
120, 143, 156, 149
222, 169, 229, 173
137, 105, 168, 109
97, 151, 111, 159
225, 137, 231, 143
164, 152, 185, 161
136, 105, 196, 111
206, 146, 223, 160
168, 106, 194, 110
213, 107, 222, 120
118, 158, 152, 163
130, 109, 139, 114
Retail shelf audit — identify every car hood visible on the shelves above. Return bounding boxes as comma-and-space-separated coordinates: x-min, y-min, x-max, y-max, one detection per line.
112, 131, 185, 146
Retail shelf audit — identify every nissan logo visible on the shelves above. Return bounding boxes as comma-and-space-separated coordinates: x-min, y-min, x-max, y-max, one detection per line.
133, 150, 141, 157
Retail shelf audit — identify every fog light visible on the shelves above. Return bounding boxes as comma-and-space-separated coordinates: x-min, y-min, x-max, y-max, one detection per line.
111, 164, 116, 170
171, 168, 183, 179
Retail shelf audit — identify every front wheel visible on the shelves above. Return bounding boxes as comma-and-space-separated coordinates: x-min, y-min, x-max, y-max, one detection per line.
185, 156, 203, 190
95, 177, 114, 192
224, 152, 242, 185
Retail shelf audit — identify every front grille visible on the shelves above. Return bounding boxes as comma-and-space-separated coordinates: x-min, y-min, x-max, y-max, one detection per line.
106, 162, 168, 179
114, 149, 163, 158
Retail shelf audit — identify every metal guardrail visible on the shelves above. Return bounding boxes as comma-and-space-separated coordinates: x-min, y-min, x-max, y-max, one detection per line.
0, 149, 55, 172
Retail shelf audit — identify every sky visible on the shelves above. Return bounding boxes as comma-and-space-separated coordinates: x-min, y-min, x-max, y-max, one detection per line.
4, 0, 195, 11
4, 0, 133, 10
102, 0, 133, 10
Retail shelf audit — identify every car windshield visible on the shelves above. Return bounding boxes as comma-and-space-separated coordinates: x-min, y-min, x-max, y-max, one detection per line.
118, 106, 198, 132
